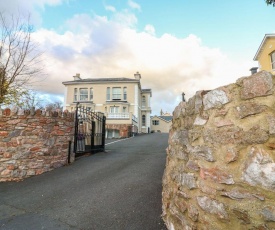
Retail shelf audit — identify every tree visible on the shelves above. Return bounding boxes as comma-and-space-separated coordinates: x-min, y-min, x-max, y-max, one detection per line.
17, 90, 44, 110
266, 0, 275, 6
45, 101, 63, 111
0, 12, 43, 106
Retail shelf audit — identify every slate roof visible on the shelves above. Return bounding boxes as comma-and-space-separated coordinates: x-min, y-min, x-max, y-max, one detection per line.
159, 116, 173, 122
151, 115, 173, 122
63, 77, 139, 85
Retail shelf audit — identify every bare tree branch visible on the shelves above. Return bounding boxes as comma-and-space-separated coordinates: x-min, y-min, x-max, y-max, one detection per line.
0, 12, 44, 106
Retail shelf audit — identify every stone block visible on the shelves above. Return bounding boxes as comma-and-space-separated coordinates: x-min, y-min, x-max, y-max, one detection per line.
197, 196, 228, 220
200, 167, 235, 184
203, 89, 229, 110
193, 116, 208, 126
232, 209, 251, 224
169, 129, 189, 146
225, 147, 238, 163
186, 160, 200, 172
214, 118, 233, 127
242, 147, 275, 191
180, 173, 197, 190
236, 102, 266, 119
241, 71, 273, 99
188, 204, 199, 222
261, 206, 275, 222
1, 169, 12, 177
267, 116, 275, 135
173, 101, 186, 119
221, 188, 255, 200
188, 145, 215, 162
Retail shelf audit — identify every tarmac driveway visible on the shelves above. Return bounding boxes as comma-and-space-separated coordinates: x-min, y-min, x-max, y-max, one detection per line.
0, 133, 168, 230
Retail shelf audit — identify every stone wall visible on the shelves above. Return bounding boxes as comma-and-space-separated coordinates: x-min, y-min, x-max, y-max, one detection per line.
0, 108, 74, 182
106, 124, 133, 138
162, 71, 275, 230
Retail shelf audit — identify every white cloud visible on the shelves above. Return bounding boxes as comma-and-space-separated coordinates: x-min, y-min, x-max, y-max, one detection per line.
144, 24, 155, 36
0, 0, 68, 26
111, 10, 138, 27
105, 5, 116, 12
128, 0, 141, 11
2, 1, 253, 114
30, 12, 253, 115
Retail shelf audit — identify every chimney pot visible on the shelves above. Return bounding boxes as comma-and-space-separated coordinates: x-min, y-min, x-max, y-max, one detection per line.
250, 67, 258, 75
134, 71, 141, 80
73, 73, 81, 81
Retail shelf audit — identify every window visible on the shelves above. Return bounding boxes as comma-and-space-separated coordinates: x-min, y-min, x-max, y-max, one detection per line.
74, 88, 78, 101
152, 120, 159, 125
110, 106, 119, 113
142, 115, 146, 126
112, 87, 121, 100
122, 107, 127, 113
90, 88, 93, 100
79, 88, 88, 101
106, 87, 110, 100
123, 87, 127, 100
142, 96, 146, 107
271, 51, 275, 70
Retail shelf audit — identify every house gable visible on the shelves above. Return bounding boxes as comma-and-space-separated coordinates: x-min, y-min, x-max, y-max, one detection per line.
254, 34, 275, 74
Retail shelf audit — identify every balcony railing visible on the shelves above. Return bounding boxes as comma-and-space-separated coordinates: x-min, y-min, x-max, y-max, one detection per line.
106, 113, 130, 119
106, 113, 138, 124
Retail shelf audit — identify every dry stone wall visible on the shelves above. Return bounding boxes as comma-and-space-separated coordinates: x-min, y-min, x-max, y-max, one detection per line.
162, 71, 275, 230
0, 108, 74, 182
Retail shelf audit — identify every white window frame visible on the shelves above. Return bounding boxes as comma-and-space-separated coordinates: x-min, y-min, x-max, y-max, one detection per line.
106, 87, 110, 100
110, 106, 119, 113
112, 87, 121, 100
90, 88, 93, 100
271, 51, 275, 70
123, 87, 127, 100
152, 120, 159, 125
142, 115, 146, 126
74, 88, 78, 101
79, 88, 88, 101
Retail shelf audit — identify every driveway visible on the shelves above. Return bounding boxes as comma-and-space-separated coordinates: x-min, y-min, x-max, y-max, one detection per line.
0, 133, 168, 230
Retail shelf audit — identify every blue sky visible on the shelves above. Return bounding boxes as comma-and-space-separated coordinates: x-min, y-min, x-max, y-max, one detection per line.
1, 0, 275, 114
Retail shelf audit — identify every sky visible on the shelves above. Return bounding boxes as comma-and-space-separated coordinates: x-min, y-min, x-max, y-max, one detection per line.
1, 0, 275, 115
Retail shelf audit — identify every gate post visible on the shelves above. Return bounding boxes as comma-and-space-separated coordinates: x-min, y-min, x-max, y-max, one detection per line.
91, 121, 95, 152
73, 103, 79, 154
101, 116, 106, 151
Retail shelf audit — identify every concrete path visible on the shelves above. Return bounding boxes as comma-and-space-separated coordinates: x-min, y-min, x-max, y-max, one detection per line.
0, 133, 168, 230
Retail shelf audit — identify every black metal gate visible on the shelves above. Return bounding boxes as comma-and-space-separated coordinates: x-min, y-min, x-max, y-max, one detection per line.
73, 103, 106, 157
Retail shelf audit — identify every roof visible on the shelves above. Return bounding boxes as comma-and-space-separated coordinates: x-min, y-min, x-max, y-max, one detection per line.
151, 115, 173, 122
62, 77, 140, 85
142, 88, 152, 96
254, 34, 275, 61
159, 116, 173, 122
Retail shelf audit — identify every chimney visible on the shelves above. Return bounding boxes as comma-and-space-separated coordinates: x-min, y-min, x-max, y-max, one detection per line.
182, 92, 186, 102
134, 71, 141, 80
250, 67, 258, 75
73, 73, 81, 81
